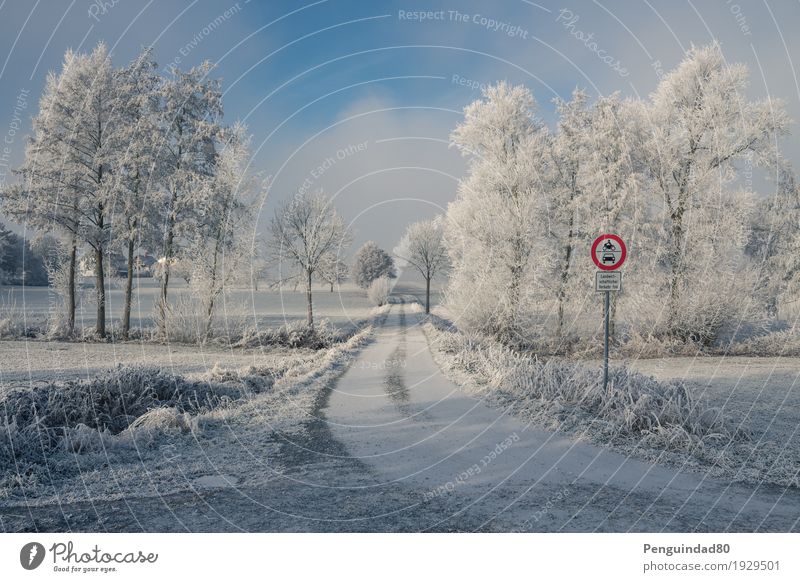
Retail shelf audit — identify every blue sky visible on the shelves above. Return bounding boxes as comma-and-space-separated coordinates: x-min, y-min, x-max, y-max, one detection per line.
1, 0, 798, 250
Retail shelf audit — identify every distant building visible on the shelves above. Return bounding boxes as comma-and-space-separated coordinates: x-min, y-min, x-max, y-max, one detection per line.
78, 250, 157, 278
133, 253, 157, 277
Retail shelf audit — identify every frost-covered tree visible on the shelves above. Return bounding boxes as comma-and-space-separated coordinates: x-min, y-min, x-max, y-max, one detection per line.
546, 89, 592, 338
64, 43, 119, 338
570, 93, 642, 338
637, 43, 788, 340
156, 62, 223, 336
748, 162, 800, 316
394, 218, 449, 313
3, 43, 119, 336
270, 190, 348, 326
29, 234, 76, 333
352, 241, 396, 289
110, 48, 163, 338
249, 232, 270, 292
317, 255, 349, 292
0, 223, 10, 284
0, 227, 48, 287
2, 60, 84, 333
446, 82, 549, 342
187, 123, 257, 339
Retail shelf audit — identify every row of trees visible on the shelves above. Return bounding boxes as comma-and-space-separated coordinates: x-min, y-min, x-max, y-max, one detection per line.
444, 43, 794, 346
0, 40, 410, 337
0, 222, 50, 286
1, 43, 257, 339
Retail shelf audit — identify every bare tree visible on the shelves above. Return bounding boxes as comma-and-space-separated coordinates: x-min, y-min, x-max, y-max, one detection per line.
270, 190, 349, 326
394, 218, 449, 313
317, 255, 349, 292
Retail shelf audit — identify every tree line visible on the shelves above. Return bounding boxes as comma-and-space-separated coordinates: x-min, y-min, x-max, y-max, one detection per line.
0, 42, 417, 340
443, 43, 796, 348
0, 222, 50, 286
1, 43, 257, 340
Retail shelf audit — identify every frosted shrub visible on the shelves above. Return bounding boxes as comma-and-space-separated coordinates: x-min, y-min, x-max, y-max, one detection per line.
424, 316, 747, 453
235, 318, 347, 349
127, 407, 192, 432
367, 276, 392, 306
0, 365, 274, 479
154, 295, 248, 345
0, 293, 36, 338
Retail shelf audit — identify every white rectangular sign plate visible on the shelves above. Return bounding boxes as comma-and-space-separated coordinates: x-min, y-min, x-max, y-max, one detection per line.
596, 271, 621, 292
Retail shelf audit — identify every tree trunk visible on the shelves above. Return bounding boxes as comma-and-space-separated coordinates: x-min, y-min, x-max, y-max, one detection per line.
204, 240, 221, 342
425, 276, 431, 314
67, 239, 77, 336
122, 236, 135, 339
556, 212, 575, 339
502, 228, 528, 341
157, 186, 180, 337
330, 281, 334, 293
204, 294, 215, 341
668, 218, 684, 333
306, 269, 314, 327
94, 246, 106, 338
158, 222, 175, 337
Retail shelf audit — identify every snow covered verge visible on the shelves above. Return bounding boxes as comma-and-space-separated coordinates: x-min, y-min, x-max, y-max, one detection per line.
570, 325, 800, 360
422, 314, 799, 489
469, 317, 800, 360
0, 312, 363, 350
0, 316, 381, 503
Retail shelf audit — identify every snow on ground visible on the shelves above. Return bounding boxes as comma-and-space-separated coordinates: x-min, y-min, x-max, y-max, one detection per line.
0, 280, 377, 331
2, 291, 798, 532
322, 303, 800, 531
0, 340, 294, 389
628, 356, 800, 487
422, 309, 800, 490
0, 320, 378, 508
0, 282, 385, 391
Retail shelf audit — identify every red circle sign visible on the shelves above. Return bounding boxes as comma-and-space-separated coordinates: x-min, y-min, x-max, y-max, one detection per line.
591, 234, 627, 271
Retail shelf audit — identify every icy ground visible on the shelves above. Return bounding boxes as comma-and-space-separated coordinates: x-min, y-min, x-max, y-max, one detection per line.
1, 303, 798, 531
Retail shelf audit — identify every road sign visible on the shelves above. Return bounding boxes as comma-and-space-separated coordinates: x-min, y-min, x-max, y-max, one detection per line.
591, 233, 627, 396
591, 234, 627, 271
596, 271, 621, 292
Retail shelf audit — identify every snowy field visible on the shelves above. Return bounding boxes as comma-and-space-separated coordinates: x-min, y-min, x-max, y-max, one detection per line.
0, 280, 372, 393
629, 356, 800, 484
0, 281, 440, 391
1, 279, 376, 331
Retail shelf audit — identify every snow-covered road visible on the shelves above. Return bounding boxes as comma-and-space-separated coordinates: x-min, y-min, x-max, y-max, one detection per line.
325, 302, 800, 531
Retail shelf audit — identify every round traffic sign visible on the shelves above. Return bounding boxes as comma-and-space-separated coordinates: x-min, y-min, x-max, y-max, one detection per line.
591, 234, 627, 271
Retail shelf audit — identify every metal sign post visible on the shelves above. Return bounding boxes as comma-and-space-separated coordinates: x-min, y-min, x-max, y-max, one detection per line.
604, 289, 610, 393
591, 234, 627, 394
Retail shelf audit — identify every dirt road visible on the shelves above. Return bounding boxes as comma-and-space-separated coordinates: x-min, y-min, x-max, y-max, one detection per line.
324, 302, 800, 532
